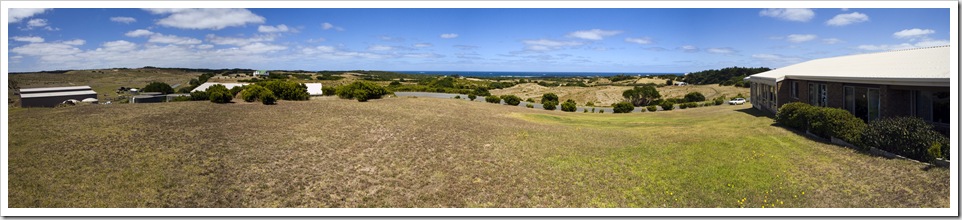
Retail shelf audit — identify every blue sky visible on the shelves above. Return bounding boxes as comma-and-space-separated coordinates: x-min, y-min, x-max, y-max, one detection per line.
6, 8, 950, 73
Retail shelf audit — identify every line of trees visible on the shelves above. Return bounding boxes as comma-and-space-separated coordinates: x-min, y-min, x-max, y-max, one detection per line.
682, 66, 771, 87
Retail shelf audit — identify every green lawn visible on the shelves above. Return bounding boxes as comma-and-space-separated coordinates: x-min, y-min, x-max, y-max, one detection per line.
6, 98, 949, 207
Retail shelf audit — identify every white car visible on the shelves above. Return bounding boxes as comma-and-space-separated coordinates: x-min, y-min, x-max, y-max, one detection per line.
728, 98, 746, 105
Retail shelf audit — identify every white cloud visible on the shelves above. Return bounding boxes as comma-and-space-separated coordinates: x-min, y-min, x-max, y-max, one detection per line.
125, 29, 154, 37
624, 37, 652, 45
822, 38, 844, 44
146, 8, 265, 30
196, 44, 215, 50
101, 40, 138, 51
786, 34, 817, 43
307, 38, 326, 43
368, 45, 394, 51
440, 33, 459, 39
706, 47, 736, 54
321, 22, 344, 31
12, 36, 44, 43
402, 53, 442, 58
522, 39, 583, 51
27, 18, 47, 28
237, 43, 287, 54
857, 39, 949, 51
9, 8, 49, 23
61, 39, 85, 46
679, 45, 699, 52
206, 34, 274, 46
110, 17, 137, 24
258, 24, 290, 33
413, 43, 433, 48
11, 42, 82, 57
149, 34, 202, 45
893, 28, 935, 39
567, 29, 622, 40
826, 12, 869, 26
759, 8, 814, 22
752, 53, 803, 64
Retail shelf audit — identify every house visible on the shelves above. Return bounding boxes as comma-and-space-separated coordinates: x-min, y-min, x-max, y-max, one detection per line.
305, 83, 324, 96
674, 81, 687, 86
190, 82, 250, 93
19, 86, 98, 107
253, 70, 269, 77
746, 45, 949, 131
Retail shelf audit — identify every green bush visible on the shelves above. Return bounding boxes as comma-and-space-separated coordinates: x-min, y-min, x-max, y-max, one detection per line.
541, 93, 559, 103
240, 84, 271, 102
684, 92, 706, 102
322, 85, 337, 96
209, 90, 233, 103
485, 95, 502, 104
169, 96, 192, 102
646, 105, 657, 112
861, 117, 949, 161
190, 91, 209, 101
586, 102, 594, 107
612, 101, 634, 113
679, 103, 688, 109
258, 81, 310, 100
454, 95, 461, 99
583, 109, 588, 113
468, 94, 477, 101
526, 103, 534, 108
561, 99, 577, 112
775, 102, 816, 130
542, 100, 558, 110
599, 109, 604, 113
143, 82, 175, 94
335, 81, 391, 102
807, 107, 865, 144
502, 95, 522, 106
177, 87, 193, 94
261, 91, 277, 105
230, 85, 245, 96
660, 101, 675, 111
389, 81, 402, 86
526, 98, 535, 103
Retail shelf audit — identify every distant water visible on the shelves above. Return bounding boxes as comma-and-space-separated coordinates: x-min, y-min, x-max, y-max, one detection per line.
394, 70, 682, 78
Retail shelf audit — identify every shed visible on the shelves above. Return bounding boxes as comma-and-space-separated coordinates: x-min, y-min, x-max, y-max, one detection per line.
19, 86, 98, 107
190, 82, 250, 93
253, 70, 269, 77
305, 83, 324, 96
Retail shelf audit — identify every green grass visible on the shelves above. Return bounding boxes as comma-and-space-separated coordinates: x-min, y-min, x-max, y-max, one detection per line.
7, 98, 949, 207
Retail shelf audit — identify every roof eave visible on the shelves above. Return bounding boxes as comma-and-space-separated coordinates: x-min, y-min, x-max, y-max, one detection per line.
786, 75, 950, 87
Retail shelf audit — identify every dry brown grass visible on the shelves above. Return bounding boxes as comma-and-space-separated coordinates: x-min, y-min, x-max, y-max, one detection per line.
7, 97, 948, 208
10, 69, 199, 102
490, 83, 748, 106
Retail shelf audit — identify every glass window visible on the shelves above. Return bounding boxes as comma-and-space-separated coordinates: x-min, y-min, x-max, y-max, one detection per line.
915, 90, 933, 121
819, 84, 828, 107
932, 91, 949, 124
844, 86, 854, 113
791, 82, 798, 98
868, 88, 879, 121
809, 83, 817, 105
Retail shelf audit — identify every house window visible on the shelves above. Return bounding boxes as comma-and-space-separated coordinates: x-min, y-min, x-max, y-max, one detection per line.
819, 84, 828, 107
791, 81, 798, 99
914, 90, 950, 124
843, 86, 880, 122
809, 83, 817, 105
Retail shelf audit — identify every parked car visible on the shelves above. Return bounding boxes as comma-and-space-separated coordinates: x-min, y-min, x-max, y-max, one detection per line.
728, 98, 746, 105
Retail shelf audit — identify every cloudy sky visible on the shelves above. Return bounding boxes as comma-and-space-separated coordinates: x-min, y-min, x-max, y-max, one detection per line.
6, 8, 950, 73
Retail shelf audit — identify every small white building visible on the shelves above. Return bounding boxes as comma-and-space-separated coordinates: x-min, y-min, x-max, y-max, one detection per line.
190, 82, 250, 93
674, 81, 687, 86
305, 83, 324, 96
253, 70, 269, 77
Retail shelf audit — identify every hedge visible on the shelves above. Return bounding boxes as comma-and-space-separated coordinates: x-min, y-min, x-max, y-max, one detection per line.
861, 117, 949, 161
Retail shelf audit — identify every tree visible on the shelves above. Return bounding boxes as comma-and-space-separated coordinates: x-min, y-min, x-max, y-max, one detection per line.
560, 99, 577, 112
684, 92, 706, 102
623, 85, 661, 107
258, 81, 310, 100
485, 95, 502, 104
542, 100, 558, 110
335, 81, 391, 102
666, 79, 673, 86
468, 94, 477, 101
240, 84, 271, 102
501, 95, 522, 106
142, 82, 174, 94
541, 93, 559, 103
613, 101, 635, 113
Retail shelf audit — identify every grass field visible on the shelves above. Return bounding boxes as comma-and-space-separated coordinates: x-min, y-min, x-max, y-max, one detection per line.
7, 96, 948, 208
491, 83, 749, 107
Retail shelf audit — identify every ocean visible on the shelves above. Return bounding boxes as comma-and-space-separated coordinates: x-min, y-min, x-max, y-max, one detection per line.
394, 71, 682, 78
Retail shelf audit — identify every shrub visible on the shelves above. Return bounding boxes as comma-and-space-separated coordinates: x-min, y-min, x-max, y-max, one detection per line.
599, 109, 604, 113
660, 101, 675, 111
142, 82, 174, 94
389, 81, 402, 86
259, 81, 310, 100
209, 90, 233, 103
502, 95, 522, 106
454, 95, 461, 99
561, 99, 578, 112
807, 107, 865, 144
684, 92, 706, 102
612, 101, 634, 113
735, 93, 746, 99
261, 91, 277, 105
586, 102, 594, 107
240, 84, 272, 102
526, 103, 534, 108
541, 93, 559, 103
335, 81, 391, 102
861, 117, 949, 161
542, 100, 558, 110
230, 85, 245, 96
646, 105, 657, 112
170, 96, 192, 102
190, 91, 209, 101
679, 103, 688, 109
526, 98, 535, 103
485, 95, 502, 104
775, 102, 816, 130
623, 85, 660, 107
584, 109, 588, 113
591, 108, 595, 113
177, 87, 193, 94
322, 86, 337, 96
468, 94, 477, 101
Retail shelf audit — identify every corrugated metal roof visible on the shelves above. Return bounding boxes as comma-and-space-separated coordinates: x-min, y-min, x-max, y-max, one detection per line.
20, 90, 98, 98
19, 86, 92, 93
305, 83, 323, 95
190, 82, 250, 92
749, 46, 949, 87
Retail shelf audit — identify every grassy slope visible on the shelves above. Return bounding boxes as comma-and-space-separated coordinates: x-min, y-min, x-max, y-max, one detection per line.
7, 97, 948, 207
10, 69, 200, 102
490, 83, 748, 107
